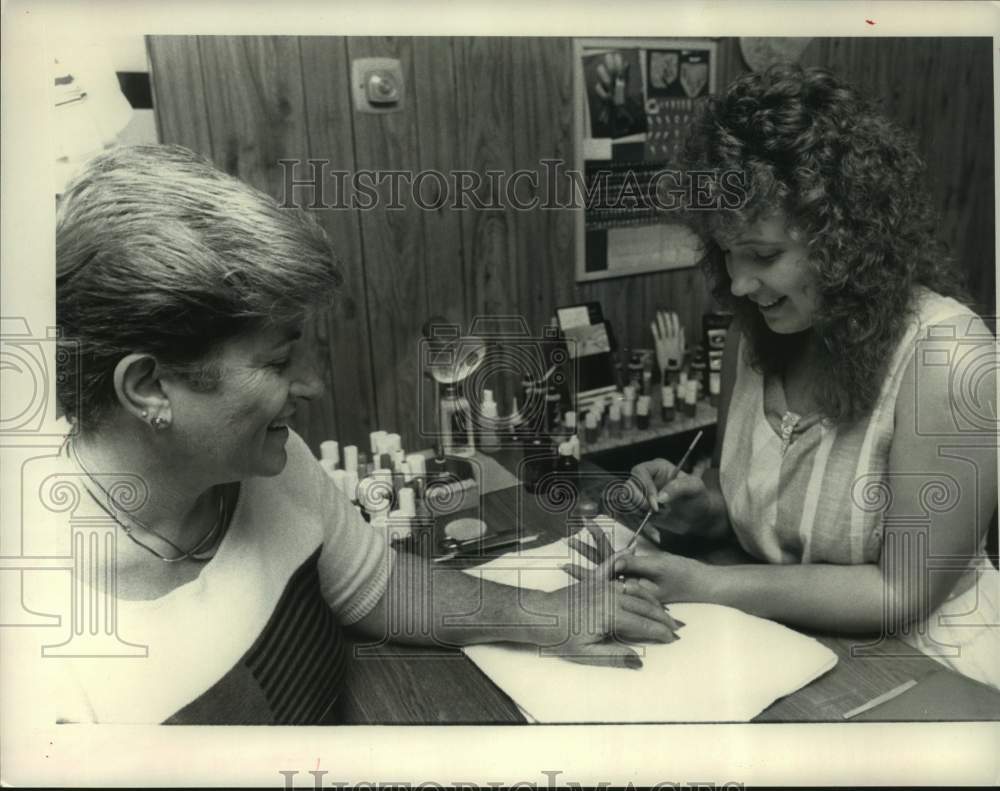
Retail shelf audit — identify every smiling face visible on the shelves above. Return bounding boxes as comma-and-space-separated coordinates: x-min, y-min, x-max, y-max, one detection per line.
714, 214, 820, 334
162, 322, 323, 481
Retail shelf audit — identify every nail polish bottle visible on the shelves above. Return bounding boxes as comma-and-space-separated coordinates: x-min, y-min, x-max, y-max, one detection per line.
320, 440, 339, 469
684, 380, 698, 418
556, 440, 579, 493
636, 396, 650, 430
584, 411, 599, 444
608, 402, 622, 438
627, 353, 644, 393
478, 389, 501, 453
622, 397, 634, 431
370, 430, 387, 459
427, 443, 449, 483
563, 409, 577, 439
661, 385, 676, 422
343, 445, 359, 477
709, 371, 721, 408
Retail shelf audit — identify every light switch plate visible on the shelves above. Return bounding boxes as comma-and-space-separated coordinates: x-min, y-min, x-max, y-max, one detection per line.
351, 57, 405, 113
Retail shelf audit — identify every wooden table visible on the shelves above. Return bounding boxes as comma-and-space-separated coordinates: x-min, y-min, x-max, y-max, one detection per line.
332, 449, 992, 724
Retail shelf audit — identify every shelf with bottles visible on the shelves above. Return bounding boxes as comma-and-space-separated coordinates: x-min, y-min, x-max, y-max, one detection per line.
578, 397, 716, 457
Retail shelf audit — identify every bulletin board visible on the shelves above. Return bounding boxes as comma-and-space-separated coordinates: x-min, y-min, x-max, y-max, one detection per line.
573, 38, 717, 282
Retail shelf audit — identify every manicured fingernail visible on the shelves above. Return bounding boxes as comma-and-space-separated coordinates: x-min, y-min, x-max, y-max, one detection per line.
674, 619, 686, 628
625, 654, 642, 669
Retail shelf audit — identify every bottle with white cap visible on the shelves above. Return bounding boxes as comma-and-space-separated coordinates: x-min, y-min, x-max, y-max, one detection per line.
661, 384, 676, 423
622, 396, 634, 431
405, 452, 426, 483
370, 430, 388, 457
320, 440, 339, 469
376, 433, 394, 471
563, 409, 577, 438
478, 388, 501, 453
556, 440, 579, 491
683, 379, 698, 418
636, 395, 651, 430
343, 445, 359, 475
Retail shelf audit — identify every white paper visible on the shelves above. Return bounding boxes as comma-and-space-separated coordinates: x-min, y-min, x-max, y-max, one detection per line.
462, 517, 838, 722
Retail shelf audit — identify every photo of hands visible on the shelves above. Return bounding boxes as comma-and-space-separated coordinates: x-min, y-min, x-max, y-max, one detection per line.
582, 49, 647, 139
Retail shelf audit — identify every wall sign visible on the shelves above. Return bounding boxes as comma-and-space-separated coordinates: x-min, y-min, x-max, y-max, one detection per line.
573, 38, 717, 282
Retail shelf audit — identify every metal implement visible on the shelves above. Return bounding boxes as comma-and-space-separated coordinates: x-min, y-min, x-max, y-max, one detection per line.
435, 531, 540, 562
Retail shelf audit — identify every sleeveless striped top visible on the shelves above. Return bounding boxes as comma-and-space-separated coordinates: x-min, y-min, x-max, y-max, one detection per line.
720, 287, 976, 565
718, 287, 1000, 688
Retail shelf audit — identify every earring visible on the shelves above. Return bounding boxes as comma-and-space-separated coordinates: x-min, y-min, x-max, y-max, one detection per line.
151, 416, 170, 430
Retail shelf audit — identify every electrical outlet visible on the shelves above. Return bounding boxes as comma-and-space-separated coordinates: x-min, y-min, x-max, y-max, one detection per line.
351, 57, 404, 113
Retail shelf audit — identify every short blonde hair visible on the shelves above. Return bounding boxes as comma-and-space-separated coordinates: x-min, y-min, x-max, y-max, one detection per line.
57, 144, 342, 431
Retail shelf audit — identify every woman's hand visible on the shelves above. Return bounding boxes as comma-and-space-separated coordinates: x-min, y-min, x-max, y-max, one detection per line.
537, 555, 684, 669
610, 551, 704, 604
627, 458, 727, 538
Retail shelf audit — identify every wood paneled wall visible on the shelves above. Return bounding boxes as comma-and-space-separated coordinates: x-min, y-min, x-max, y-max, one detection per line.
147, 36, 994, 454
797, 37, 995, 323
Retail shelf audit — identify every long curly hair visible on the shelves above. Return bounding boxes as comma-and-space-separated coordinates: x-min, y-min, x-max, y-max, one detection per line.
680, 64, 968, 423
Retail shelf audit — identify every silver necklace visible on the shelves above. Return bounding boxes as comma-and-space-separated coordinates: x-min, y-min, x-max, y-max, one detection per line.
67, 440, 229, 563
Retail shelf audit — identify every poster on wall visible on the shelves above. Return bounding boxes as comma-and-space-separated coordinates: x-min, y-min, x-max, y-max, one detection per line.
573, 38, 717, 282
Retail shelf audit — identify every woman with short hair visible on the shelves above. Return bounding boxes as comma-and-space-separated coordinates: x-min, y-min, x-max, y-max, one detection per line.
34, 144, 679, 724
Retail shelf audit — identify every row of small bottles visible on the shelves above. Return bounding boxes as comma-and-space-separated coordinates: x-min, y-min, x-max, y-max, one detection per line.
439, 377, 565, 458
622, 350, 721, 408
317, 433, 445, 540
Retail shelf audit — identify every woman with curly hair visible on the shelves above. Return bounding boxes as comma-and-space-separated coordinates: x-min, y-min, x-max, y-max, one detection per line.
610, 65, 999, 688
